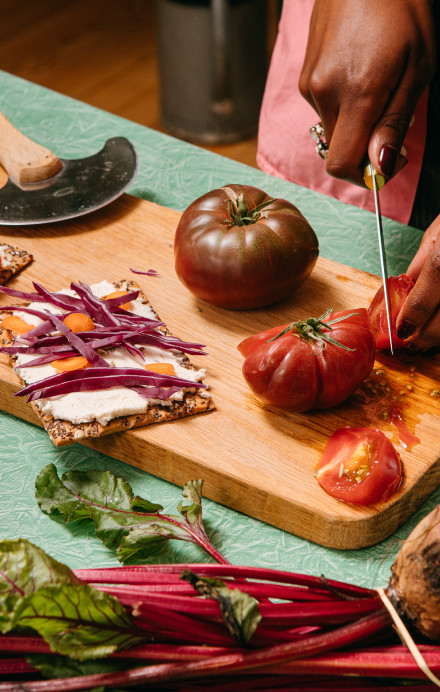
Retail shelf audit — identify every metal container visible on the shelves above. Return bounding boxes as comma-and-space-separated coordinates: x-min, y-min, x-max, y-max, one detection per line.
156, 0, 268, 143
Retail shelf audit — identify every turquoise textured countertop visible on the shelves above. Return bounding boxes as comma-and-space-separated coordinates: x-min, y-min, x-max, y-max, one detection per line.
0, 69, 437, 590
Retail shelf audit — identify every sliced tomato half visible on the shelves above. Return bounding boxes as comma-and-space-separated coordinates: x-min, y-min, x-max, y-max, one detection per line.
368, 274, 415, 351
316, 427, 402, 505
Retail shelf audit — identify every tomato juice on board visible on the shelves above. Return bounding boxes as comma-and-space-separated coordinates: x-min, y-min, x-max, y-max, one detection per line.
355, 354, 422, 450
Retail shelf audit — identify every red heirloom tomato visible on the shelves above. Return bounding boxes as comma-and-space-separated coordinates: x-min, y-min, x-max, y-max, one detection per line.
174, 184, 319, 309
316, 427, 402, 505
238, 308, 375, 412
368, 274, 415, 351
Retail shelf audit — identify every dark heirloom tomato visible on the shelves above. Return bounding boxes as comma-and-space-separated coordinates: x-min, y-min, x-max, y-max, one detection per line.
238, 308, 375, 412
316, 427, 402, 505
368, 274, 415, 351
174, 184, 319, 309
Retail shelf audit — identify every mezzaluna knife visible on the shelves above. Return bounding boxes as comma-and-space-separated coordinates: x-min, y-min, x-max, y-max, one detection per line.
0, 110, 138, 225
364, 163, 394, 355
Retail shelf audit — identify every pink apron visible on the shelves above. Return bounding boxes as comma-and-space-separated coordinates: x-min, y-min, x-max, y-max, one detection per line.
257, 1, 428, 225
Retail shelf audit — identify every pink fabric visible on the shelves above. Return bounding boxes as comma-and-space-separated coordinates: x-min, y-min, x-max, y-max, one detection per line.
257, 1, 428, 224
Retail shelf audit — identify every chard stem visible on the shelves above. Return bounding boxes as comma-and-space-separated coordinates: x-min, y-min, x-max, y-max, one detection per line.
0, 611, 391, 691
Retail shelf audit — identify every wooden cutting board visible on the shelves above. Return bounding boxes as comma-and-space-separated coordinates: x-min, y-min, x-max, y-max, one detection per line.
1, 195, 440, 550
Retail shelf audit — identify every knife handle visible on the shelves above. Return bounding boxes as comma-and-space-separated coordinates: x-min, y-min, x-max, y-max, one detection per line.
0, 111, 62, 185
363, 163, 385, 191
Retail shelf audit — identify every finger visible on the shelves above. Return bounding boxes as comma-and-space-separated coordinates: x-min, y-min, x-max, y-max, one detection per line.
411, 309, 440, 351
396, 235, 440, 344
299, 60, 340, 144
325, 95, 389, 186
368, 70, 427, 180
407, 215, 440, 279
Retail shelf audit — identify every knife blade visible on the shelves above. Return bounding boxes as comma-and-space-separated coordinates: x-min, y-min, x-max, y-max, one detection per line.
364, 162, 394, 355
0, 110, 138, 225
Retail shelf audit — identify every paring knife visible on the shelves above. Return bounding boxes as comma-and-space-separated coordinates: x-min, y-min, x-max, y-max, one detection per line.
364, 163, 394, 355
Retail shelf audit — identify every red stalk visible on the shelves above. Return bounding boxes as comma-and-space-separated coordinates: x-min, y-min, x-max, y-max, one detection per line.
96, 580, 337, 602
0, 610, 391, 691
122, 590, 380, 626
74, 563, 374, 597
265, 648, 440, 678
133, 601, 237, 647
0, 658, 37, 674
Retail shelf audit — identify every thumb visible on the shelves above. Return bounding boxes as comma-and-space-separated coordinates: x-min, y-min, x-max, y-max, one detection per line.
407, 214, 440, 279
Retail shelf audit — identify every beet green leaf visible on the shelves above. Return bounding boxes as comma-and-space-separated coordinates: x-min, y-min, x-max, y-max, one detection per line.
0, 538, 80, 634
182, 570, 261, 646
35, 464, 227, 564
14, 583, 144, 661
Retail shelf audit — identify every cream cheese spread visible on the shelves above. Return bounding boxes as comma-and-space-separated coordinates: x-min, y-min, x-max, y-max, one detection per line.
0, 245, 12, 269
12, 280, 206, 426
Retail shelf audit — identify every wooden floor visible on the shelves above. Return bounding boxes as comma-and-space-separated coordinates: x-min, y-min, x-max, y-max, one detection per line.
0, 0, 277, 169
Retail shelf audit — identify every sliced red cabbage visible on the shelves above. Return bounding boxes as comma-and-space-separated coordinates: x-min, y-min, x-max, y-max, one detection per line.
47, 311, 108, 368
3, 343, 74, 356
14, 366, 206, 402
1, 306, 53, 323
15, 350, 79, 368
33, 282, 85, 311
130, 268, 160, 277
72, 281, 121, 327
129, 331, 207, 355
121, 340, 145, 361
129, 385, 181, 400
115, 312, 164, 329
0, 286, 50, 302
4, 280, 208, 404
101, 290, 140, 309
27, 381, 184, 402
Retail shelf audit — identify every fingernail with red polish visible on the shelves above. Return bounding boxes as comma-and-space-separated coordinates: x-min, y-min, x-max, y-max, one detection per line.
397, 321, 415, 340
379, 145, 398, 178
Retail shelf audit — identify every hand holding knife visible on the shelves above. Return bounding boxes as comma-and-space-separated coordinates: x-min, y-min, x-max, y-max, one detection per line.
364, 163, 395, 355
309, 122, 396, 355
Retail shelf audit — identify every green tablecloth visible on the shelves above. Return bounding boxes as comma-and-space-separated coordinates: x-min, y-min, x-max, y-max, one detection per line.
0, 69, 435, 590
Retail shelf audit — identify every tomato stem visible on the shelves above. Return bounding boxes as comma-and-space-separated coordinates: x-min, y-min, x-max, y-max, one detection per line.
226, 194, 276, 227
266, 309, 360, 352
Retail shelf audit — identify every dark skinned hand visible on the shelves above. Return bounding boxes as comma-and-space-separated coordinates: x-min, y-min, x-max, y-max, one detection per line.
299, 0, 436, 186
397, 215, 440, 351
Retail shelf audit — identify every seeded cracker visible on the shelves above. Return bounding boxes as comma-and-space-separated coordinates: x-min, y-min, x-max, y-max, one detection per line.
0, 243, 33, 284
0, 279, 215, 446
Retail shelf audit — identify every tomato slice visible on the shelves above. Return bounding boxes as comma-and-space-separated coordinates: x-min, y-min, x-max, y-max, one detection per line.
316, 427, 402, 505
368, 274, 414, 350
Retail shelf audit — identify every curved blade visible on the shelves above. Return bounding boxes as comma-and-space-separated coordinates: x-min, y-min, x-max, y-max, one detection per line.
0, 137, 138, 225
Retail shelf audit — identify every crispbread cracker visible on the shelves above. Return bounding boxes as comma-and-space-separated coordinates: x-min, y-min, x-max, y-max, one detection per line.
0, 243, 33, 284
0, 279, 215, 446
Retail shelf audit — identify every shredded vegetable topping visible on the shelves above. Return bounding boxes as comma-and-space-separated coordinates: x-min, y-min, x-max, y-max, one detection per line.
0, 280, 207, 403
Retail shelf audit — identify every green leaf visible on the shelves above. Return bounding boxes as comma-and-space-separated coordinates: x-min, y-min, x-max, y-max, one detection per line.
36, 465, 223, 565
27, 653, 127, 679
177, 479, 204, 531
35, 464, 164, 551
182, 571, 261, 647
117, 514, 196, 563
15, 583, 144, 661
0, 538, 78, 634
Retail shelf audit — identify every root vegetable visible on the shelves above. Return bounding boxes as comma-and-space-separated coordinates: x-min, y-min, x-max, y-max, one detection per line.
388, 505, 440, 640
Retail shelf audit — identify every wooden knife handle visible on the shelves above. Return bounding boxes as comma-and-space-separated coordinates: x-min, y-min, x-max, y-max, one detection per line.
0, 110, 63, 185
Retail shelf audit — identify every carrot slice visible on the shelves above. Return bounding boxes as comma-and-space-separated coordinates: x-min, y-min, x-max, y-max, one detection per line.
51, 356, 90, 372
62, 312, 95, 333
102, 290, 132, 311
1, 315, 34, 335
145, 362, 176, 376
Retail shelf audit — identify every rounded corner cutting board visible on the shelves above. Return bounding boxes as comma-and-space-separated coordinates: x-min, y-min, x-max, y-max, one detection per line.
1, 194, 440, 550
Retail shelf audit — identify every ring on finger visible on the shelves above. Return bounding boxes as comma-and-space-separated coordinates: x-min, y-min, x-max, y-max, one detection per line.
309, 122, 329, 160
